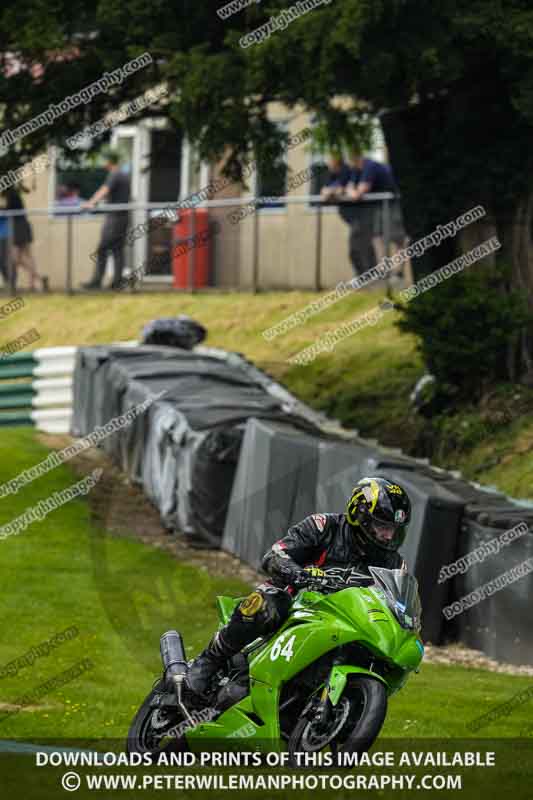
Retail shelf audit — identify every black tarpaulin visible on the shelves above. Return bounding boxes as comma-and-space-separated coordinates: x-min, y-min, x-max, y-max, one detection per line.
71, 342, 533, 660
71, 345, 172, 436
72, 344, 325, 547
222, 418, 323, 568
451, 507, 533, 665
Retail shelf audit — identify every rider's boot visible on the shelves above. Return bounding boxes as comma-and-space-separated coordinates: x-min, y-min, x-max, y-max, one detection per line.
185, 631, 239, 698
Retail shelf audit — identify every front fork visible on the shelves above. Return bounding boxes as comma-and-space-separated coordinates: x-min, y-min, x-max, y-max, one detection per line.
314, 664, 388, 714
304, 664, 388, 734
302, 664, 346, 731
310, 682, 335, 732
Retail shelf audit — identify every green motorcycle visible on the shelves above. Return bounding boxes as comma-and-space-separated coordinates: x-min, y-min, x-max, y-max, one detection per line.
127, 567, 424, 760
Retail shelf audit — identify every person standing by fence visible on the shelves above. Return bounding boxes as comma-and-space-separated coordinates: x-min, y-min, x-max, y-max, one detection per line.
3, 188, 48, 291
345, 150, 405, 277
81, 150, 130, 290
320, 153, 351, 201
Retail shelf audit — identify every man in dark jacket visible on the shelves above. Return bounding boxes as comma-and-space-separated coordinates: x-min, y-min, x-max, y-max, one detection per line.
345, 149, 405, 277
81, 150, 130, 290
320, 153, 351, 201
186, 476, 411, 697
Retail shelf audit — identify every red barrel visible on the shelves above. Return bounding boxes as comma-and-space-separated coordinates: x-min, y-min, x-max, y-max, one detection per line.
172, 209, 210, 288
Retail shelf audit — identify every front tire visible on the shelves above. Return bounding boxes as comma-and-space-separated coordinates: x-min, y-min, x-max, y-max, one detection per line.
288, 676, 387, 765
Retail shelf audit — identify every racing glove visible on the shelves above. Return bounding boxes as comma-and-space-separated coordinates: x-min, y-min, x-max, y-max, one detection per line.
303, 567, 326, 578
292, 570, 334, 593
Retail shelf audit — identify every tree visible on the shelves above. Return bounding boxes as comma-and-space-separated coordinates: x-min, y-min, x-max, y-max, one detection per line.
165, 0, 533, 383
2, 0, 533, 380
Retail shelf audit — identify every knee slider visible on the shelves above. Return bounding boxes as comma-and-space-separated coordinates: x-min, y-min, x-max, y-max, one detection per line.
238, 591, 266, 619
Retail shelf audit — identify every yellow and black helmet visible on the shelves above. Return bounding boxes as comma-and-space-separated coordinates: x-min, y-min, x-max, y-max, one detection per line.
346, 476, 411, 552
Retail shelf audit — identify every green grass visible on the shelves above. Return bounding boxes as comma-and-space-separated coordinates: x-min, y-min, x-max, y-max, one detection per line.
0, 427, 249, 741
0, 426, 532, 744
2, 290, 420, 451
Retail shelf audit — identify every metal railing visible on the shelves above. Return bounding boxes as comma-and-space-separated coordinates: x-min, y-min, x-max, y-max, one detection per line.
0, 192, 403, 294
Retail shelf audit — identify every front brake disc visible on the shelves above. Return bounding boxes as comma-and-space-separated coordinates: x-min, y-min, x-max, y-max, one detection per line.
300, 697, 350, 751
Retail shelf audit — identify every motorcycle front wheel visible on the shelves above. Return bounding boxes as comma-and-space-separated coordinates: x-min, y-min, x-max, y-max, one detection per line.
288, 675, 387, 766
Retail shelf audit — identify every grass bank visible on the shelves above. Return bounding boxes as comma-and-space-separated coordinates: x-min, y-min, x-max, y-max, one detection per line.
1, 290, 531, 499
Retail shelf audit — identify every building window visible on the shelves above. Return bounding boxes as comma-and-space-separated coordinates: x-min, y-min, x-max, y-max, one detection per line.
254, 120, 288, 209
52, 148, 110, 213
52, 142, 135, 215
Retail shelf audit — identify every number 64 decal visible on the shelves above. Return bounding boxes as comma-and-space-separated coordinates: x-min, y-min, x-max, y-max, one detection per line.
270, 633, 296, 662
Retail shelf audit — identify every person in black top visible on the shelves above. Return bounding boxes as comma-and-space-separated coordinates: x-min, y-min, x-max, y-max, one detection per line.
81, 150, 130, 290
320, 153, 351, 201
3, 189, 48, 291
185, 476, 411, 698
346, 152, 397, 199
346, 150, 405, 277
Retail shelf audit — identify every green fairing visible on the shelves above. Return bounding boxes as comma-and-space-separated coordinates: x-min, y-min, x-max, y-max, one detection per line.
187, 577, 423, 752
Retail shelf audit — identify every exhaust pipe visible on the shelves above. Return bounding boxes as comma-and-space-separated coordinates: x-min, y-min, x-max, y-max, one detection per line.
160, 631, 195, 726
160, 630, 187, 679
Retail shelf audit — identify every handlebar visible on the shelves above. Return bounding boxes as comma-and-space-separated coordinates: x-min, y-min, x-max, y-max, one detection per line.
293, 573, 373, 593
293, 577, 338, 592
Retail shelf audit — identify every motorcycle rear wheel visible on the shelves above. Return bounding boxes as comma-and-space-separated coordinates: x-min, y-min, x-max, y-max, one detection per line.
126, 680, 185, 755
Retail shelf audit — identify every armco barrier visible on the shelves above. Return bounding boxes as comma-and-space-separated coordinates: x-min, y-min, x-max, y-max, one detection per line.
0, 348, 75, 432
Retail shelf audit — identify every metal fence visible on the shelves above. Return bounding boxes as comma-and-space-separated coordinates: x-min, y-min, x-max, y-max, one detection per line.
0, 193, 405, 294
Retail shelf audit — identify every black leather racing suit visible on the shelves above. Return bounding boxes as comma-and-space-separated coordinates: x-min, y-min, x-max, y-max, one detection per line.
219, 512, 405, 654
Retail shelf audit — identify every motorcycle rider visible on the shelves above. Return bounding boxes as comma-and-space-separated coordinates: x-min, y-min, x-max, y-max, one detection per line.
185, 476, 411, 698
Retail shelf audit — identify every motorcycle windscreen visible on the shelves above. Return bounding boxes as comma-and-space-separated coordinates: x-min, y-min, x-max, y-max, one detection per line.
368, 567, 422, 631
